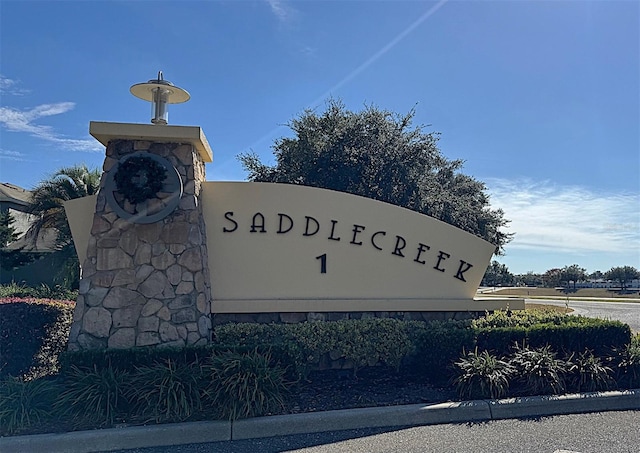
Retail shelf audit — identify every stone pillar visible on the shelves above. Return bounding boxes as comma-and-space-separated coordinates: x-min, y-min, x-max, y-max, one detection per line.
68, 130, 213, 351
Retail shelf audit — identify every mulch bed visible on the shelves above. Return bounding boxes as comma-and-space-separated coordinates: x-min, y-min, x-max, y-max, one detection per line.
285, 367, 458, 414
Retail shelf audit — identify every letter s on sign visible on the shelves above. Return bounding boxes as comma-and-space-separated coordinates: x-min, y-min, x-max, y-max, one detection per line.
223, 211, 238, 233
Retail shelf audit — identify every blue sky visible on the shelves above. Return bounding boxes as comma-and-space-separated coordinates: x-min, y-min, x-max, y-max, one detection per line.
1, 0, 638, 275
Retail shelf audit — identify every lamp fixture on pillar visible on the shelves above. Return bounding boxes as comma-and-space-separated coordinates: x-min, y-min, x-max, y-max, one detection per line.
130, 71, 190, 125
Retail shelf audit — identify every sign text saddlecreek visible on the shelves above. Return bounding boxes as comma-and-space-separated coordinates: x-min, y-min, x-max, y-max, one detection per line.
222, 211, 476, 282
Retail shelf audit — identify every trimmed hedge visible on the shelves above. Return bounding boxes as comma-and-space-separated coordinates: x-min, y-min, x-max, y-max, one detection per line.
213, 318, 419, 378
0, 298, 74, 380
404, 320, 474, 384
4, 303, 634, 389
473, 317, 631, 357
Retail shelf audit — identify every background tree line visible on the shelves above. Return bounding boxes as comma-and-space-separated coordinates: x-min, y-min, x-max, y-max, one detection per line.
481, 261, 640, 290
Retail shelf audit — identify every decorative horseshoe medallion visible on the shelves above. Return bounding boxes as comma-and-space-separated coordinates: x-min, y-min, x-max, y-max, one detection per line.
104, 152, 183, 224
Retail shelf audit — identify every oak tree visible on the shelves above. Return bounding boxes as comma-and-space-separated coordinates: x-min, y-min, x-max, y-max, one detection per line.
240, 100, 512, 253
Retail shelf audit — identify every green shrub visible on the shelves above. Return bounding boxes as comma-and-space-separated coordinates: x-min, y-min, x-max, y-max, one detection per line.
617, 333, 640, 388
0, 298, 74, 379
474, 326, 528, 355
566, 350, 614, 393
214, 319, 418, 379
0, 377, 60, 435
406, 320, 474, 384
296, 319, 414, 375
473, 309, 570, 328
59, 344, 229, 374
526, 319, 631, 357
510, 344, 568, 395
128, 359, 205, 423
473, 312, 631, 357
452, 348, 514, 399
204, 348, 289, 420
56, 365, 130, 427
0, 282, 77, 300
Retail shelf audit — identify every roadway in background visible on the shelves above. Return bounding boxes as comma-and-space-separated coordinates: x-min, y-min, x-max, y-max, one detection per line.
530, 299, 640, 332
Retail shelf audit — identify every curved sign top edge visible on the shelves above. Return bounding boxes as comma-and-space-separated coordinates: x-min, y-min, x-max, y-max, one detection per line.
201, 182, 495, 302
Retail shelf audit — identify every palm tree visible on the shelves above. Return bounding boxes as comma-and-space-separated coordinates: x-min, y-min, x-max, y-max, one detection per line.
27, 164, 101, 287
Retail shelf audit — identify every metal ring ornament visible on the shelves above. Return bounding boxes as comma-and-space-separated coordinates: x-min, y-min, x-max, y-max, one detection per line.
104, 152, 183, 224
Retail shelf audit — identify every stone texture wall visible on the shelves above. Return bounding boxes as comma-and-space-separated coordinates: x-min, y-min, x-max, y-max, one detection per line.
68, 139, 212, 351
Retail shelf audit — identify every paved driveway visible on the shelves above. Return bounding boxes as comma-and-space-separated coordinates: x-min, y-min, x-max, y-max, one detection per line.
531, 299, 640, 332
112, 410, 640, 453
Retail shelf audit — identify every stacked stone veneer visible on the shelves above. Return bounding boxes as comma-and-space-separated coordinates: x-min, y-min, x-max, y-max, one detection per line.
68, 139, 212, 351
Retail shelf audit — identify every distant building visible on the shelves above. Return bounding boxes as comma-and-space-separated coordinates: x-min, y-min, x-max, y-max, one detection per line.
576, 279, 640, 290
0, 182, 59, 286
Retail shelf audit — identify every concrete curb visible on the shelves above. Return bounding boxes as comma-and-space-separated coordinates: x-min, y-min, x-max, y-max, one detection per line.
0, 420, 231, 453
1, 389, 638, 453
486, 389, 640, 420
232, 400, 491, 440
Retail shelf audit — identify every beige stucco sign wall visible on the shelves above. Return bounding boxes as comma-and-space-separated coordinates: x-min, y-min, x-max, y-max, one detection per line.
202, 182, 500, 312
67, 182, 521, 314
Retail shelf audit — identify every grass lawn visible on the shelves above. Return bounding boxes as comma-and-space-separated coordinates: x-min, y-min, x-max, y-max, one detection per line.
486, 287, 640, 302
525, 303, 573, 313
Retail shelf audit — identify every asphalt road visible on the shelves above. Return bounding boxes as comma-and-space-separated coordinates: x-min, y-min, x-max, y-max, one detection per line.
531, 299, 640, 332
112, 410, 640, 453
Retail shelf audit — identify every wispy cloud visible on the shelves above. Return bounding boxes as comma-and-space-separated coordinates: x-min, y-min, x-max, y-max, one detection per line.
0, 149, 27, 161
0, 75, 30, 96
487, 178, 640, 255
266, 0, 296, 23
0, 103, 102, 152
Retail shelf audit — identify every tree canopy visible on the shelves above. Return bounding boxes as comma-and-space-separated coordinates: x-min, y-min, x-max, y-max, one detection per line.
0, 211, 34, 271
28, 164, 101, 251
561, 264, 587, 290
27, 164, 101, 287
481, 260, 515, 287
605, 266, 640, 290
240, 100, 512, 253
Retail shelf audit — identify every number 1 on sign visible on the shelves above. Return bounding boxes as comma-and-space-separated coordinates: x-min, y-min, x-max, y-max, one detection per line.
315, 254, 327, 274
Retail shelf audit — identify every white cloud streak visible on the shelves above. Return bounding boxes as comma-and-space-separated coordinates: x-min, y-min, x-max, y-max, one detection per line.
266, 0, 296, 23
0, 75, 30, 96
0, 103, 102, 152
248, 0, 449, 152
312, 0, 449, 104
487, 178, 640, 255
0, 149, 27, 161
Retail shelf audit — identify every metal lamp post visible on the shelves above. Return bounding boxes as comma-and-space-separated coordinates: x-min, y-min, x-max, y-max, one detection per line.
130, 71, 190, 125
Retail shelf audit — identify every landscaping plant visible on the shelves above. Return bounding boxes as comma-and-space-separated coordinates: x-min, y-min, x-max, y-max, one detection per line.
127, 359, 205, 423
509, 343, 568, 395
0, 297, 74, 379
0, 377, 60, 435
452, 348, 514, 399
566, 350, 614, 393
617, 333, 640, 388
56, 365, 130, 427
204, 348, 289, 420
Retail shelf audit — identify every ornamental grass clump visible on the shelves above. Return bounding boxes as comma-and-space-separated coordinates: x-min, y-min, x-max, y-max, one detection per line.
204, 348, 290, 420
510, 344, 568, 395
0, 377, 60, 435
56, 365, 130, 427
452, 348, 514, 399
617, 334, 640, 388
566, 350, 614, 393
127, 359, 205, 423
